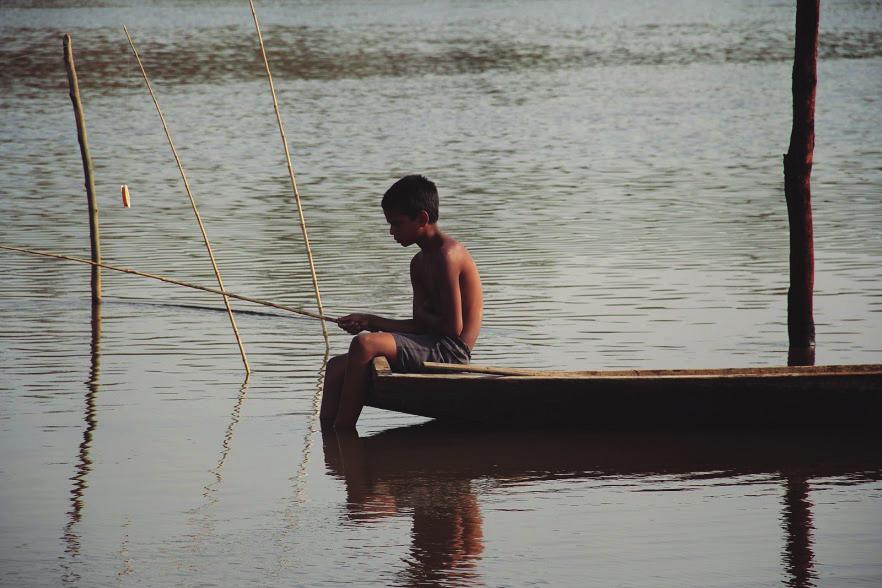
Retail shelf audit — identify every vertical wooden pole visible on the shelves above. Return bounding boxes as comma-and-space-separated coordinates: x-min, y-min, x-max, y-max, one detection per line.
124, 26, 251, 375
63, 34, 102, 304
784, 0, 819, 366
248, 0, 330, 346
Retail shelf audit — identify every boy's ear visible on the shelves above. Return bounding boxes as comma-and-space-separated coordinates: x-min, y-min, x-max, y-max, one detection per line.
416, 210, 430, 226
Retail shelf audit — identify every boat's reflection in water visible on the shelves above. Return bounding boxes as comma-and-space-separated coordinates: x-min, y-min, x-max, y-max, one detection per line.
323, 423, 882, 587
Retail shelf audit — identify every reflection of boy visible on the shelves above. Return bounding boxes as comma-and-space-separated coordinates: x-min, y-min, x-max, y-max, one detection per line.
320, 175, 484, 429
321, 429, 484, 583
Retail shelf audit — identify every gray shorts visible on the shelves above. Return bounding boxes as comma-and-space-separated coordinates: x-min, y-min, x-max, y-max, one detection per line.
390, 332, 471, 372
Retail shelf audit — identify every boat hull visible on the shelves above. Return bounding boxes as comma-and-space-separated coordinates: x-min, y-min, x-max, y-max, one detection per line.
366, 358, 882, 428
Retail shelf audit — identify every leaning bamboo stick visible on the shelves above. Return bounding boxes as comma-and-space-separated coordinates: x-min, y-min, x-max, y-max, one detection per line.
63, 34, 102, 304
0, 243, 339, 323
247, 0, 330, 346
124, 26, 251, 374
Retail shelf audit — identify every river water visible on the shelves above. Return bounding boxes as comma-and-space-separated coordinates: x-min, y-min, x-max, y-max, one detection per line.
1, 1, 881, 586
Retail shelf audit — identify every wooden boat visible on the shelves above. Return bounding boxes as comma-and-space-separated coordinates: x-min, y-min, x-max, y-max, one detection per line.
366, 357, 882, 428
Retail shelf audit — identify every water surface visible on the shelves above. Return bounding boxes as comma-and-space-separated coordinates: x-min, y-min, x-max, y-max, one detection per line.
1, 1, 881, 585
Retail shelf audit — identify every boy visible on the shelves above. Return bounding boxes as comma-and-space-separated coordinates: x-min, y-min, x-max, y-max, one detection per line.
320, 175, 483, 429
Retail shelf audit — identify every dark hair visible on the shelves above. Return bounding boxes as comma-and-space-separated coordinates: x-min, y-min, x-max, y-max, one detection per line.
381, 174, 439, 223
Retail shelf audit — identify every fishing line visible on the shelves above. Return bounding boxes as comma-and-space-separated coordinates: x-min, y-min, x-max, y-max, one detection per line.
0, 243, 339, 324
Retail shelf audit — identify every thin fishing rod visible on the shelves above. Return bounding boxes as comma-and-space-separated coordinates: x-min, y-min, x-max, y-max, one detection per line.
0, 244, 339, 324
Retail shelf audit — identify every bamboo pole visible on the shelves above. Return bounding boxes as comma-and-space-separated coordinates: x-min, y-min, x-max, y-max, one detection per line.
247, 0, 330, 346
0, 243, 339, 323
63, 34, 102, 304
123, 26, 251, 374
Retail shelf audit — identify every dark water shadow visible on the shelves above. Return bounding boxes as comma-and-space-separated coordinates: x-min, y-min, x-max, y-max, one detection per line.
323, 422, 882, 587
61, 302, 101, 584
104, 296, 306, 322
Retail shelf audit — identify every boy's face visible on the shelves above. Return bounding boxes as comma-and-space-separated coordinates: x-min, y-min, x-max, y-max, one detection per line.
384, 208, 425, 247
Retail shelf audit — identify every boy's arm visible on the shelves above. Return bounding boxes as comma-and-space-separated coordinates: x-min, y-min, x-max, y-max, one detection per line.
363, 256, 435, 333
337, 313, 419, 334
336, 259, 427, 335
337, 252, 464, 337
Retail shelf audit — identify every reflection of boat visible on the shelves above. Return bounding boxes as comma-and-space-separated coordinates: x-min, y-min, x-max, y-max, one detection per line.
323, 422, 882, 587
367, 357, 882, 427
329, 420, 882, 482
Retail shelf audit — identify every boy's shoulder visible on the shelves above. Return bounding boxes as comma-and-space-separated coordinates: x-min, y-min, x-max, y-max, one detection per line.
413, 235, 470, 259
411, 234, 471, 266
438, 234, 468, 259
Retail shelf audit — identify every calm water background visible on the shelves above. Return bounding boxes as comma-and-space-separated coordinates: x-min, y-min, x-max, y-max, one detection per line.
1, 0, 881, 585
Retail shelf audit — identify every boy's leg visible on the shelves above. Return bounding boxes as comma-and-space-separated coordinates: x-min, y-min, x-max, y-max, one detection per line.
334, 332, 398, 429
319, 354, 348, 425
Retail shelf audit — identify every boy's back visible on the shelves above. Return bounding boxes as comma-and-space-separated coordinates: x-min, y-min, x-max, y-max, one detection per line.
409, 234, 482, 350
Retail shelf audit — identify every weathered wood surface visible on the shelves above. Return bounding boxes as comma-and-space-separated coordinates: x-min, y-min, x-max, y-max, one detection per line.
367, 357, 882, 428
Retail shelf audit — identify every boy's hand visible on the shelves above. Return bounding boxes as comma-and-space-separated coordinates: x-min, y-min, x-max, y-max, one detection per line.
338, 313, 371, 334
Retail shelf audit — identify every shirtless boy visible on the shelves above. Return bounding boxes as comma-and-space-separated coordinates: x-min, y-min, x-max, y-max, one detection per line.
320, 175, 483, 429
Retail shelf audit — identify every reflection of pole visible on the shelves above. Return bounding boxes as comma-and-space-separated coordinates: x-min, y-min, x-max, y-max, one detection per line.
63, 34, 101, 303
62, 302, 101, 582
784, 0, 819, 366
188, 378, 249, 560
292, 350, 330, 504
782, 476, 816, 588
203, 378, 250, 502
267, 353, 333, 578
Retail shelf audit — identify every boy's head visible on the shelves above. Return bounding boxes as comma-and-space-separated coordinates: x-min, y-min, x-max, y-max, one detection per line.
381, 174, 439, 224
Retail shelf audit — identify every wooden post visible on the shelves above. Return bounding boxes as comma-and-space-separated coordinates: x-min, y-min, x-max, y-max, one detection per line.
784, 0, 819, 366
63, 34, 102, 304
